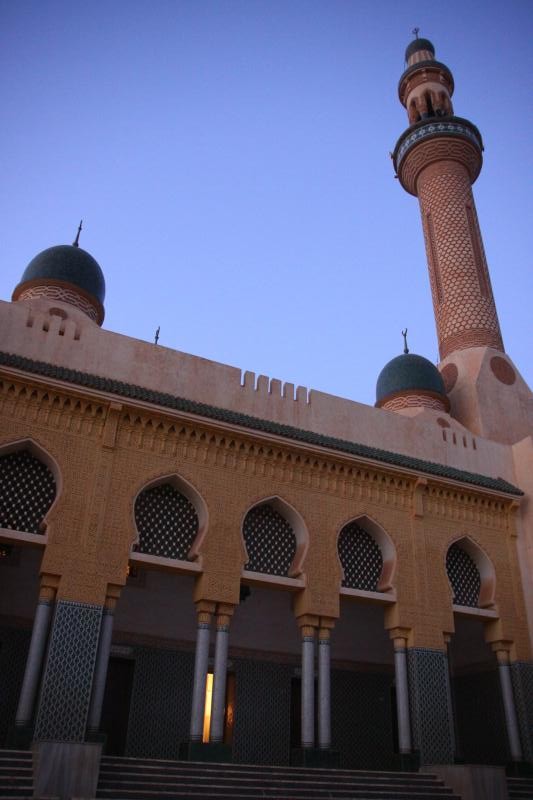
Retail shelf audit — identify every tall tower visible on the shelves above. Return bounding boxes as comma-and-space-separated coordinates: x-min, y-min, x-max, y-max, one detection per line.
391, 36, 533, 446
392, 36, 503, 361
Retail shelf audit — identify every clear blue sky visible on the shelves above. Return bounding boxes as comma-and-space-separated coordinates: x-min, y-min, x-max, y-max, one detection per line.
1, 0, 531, 406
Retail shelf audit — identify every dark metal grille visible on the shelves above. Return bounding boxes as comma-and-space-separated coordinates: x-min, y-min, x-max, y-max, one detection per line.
134, 483, 198, 560
0, 449, 55, 534
446, 543, 480, 607
338, 522, 382, 591
242, 504, 296, 577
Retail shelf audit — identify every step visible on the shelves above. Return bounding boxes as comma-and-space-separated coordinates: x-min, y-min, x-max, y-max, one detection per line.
99, 768, 445, 789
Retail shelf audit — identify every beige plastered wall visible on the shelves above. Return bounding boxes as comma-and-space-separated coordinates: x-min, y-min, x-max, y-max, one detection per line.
0, 368, 530, 660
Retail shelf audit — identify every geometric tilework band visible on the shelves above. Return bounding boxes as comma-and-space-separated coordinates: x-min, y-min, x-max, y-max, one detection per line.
510, 661, 533, 764
34, 600, 102, 742
407, 648, 455, 765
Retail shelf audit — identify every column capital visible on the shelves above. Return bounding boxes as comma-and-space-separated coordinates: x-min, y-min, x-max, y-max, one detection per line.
39, 573, 60, 601
388, 627, 411, 648
492, 642, 513, 664
296, 614, 319, 631
195, 599, 216, 616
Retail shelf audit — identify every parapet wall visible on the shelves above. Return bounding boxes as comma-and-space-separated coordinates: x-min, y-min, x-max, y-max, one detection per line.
0, 296, 517, 485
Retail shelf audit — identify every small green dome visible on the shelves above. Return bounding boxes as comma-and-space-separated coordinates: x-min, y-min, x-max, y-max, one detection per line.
376, 353, 446, 406
405, 38, 435, 62
16, 244, 105, 304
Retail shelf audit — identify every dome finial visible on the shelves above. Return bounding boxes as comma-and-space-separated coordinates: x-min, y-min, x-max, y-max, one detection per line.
73, 220, 83, 248
412, 27, 420, 39
402, 328, 409, 354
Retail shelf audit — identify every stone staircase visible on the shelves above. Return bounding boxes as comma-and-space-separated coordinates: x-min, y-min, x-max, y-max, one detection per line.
97, 756, 462, 799
0, 749, 33, 799
508, 775, 533, 799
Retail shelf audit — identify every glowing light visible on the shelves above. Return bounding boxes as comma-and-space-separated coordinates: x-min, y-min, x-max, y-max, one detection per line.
202, 673, 214, 743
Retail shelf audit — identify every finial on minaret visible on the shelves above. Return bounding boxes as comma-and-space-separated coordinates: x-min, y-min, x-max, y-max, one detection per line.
402, 328, 409, 354
154, 326, 160, 345
412, 27, 420, 39
73, 220, 83, 248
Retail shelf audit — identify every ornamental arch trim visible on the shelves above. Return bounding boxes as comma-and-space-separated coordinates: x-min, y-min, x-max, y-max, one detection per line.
241, 495, 309, 579
132, 472, 208, 563
336, 514, 396, 592
446, 535, 496, 609
0, 437, 61, 537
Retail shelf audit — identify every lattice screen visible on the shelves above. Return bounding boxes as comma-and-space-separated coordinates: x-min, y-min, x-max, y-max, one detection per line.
0, 449, 56, 534
446, 543, 480, 607
242, 504, 296, 576
134, 483, 198, 560
338, 522, 382, 591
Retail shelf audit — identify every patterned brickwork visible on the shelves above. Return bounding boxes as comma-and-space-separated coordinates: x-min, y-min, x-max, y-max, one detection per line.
34, 600, 102, 742
397, 136, 481, 196
338, 522, 383, 591
446, 544, 480, 607
511, 662, 533, 763
408, 648, 455, 764
242, 504, 296, 576
17, 284, 99, 322
134, 483, 198, 560
125, 645, 194, 758
382, 393, 446, 412
0, 449, 55, 534
453, 669, 509, 764
232, 658, 294, 765
0, 626, 31, 746
331, 668, 395, 769
417, 161, 503, 360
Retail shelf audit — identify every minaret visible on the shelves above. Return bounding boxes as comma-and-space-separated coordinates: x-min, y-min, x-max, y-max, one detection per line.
390, 35, 532, 447
392, 36, 504, 361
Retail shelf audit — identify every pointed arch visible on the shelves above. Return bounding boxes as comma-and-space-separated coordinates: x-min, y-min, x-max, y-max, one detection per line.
0, 438, 61, 536
337, 514, 396, 592
446, 535, 496, 608
132, 473, 208, 562
241, 495, 309, 579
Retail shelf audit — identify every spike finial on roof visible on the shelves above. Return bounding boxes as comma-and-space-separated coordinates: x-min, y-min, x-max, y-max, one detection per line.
73, 220, 83, 247
402, 328, 409, 354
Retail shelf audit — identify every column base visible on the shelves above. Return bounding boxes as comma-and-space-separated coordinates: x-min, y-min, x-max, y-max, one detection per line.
291, 747, 340, 768
179, 741, 232, 763
506, 760, 533, 777
32, 740, 102, 800
6, 724, 34, 750
393, 751, 420, 771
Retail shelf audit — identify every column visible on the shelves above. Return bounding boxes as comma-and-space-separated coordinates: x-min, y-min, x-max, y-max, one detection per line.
300, 624, 316, 749
318, 625, 331, 750
189, 604, 214, 742
15, 584, 56, 730
496, 649, 523, 762
86, 596, 117, 735
210, 605, 233, 744
392, 636, 411, 754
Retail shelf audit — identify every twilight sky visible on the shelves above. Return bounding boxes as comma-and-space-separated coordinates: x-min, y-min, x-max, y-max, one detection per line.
1, 0, 531, 407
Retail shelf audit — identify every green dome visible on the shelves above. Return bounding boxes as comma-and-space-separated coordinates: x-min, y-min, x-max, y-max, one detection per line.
405, 38, 435, 62
16, 245, 105, 304
376, 353, 446, 406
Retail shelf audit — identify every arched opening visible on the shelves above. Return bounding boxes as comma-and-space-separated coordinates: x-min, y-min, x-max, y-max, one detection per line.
446, 537, 495, 608
337, 515, 396, 593
0, 439, 57, 744
132, 474, 208, 563
241, 497, 307, 579
0, 440, 58, 536
448, 617, 509, 765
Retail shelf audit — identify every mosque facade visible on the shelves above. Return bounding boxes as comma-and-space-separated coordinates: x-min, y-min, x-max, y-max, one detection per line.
0, 37, 532, 795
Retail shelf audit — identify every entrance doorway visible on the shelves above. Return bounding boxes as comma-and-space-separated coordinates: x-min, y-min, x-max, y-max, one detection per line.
100, 657, 135, 755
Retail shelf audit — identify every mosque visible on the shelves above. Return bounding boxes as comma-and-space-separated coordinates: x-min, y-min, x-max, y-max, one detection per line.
0, 35, 532, 799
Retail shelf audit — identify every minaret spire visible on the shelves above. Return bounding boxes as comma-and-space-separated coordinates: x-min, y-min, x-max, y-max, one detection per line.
392, 38, 504, 361
73, 220, 83, 248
